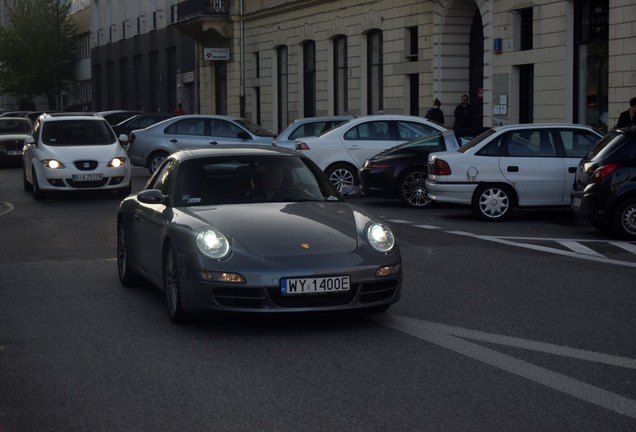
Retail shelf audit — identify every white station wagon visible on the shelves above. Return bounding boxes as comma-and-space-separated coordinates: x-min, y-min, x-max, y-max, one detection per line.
425, 123, 603, 221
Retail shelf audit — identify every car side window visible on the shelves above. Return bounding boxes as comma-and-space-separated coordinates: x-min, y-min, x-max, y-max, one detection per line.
149, 159, 176, 195
504, 130, 557, 157
399, 121, 438, 140
166, 118, 207, 136
289, 122, 329, 140
476, 135, 503, 156
559, 130, 600, 158
210, 120, 237, 138
344, 121, 390, 140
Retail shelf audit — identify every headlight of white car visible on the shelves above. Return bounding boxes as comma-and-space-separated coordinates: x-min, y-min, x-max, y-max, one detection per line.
196, 228, 231, 260
366, 222, 395, 254
108, 157, 127, 168
41, 159, 65, 169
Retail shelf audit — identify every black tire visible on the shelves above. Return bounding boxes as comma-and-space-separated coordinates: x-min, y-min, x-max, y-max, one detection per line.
23, 166, 33, 192
611, 198, 636, 240
147, 151, 169, 174
398, 168, 433, 208
325, 163, 358, 191
471, 184, 516, 221
31, 169, 46, 201
117, 219, 141, 287
164, 244, 187, 323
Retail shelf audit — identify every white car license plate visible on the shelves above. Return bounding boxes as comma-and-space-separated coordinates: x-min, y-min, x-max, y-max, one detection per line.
72, 173, 103, 181
571, 196, 581, 208
281, 276, 350, 295
8, 150, 22, 155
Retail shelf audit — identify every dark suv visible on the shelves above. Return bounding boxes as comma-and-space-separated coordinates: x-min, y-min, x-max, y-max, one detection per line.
571, 127, 636, 240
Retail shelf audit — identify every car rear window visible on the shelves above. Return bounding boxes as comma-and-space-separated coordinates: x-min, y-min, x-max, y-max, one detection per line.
42, 120, 115, 146
584, 130, 624, 161
0, 119, 31, 134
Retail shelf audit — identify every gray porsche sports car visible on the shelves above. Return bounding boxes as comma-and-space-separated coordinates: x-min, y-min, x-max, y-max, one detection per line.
117, 146, 402, 323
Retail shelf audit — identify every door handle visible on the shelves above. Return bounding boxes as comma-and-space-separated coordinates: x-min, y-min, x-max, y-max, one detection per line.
169, 139, 178, 143
210, 141, 218, 145
507, 166, 519, 172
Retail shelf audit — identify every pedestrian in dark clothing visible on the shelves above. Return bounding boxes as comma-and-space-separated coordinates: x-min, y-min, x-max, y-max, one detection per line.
453, 94, 473, 129
616, 97, 636, 128
425, 98, 445, 125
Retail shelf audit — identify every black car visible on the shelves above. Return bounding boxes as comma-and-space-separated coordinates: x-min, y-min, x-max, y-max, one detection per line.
112, 113, 174, 138
360, 127, 488, 208
0, 117, 33, 166
571, 126, 636, 240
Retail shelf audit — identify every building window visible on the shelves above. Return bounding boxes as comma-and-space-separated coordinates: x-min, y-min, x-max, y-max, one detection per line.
575, 0, 608, 132
254, 52, 260, 78
513, 7, 533, 51
407, 26, 418, 61
409, 74, 419, 116
215, 62, 227, 115
78, 33, 90, 58
367, 30, 383, 114
303, 40, 316, 117
334, 35, 348, 115
277, 46, 288, 131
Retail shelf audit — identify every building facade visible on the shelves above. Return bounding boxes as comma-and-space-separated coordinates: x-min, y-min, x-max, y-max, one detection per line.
174, 0, 634, 134
91, 0, 196, 113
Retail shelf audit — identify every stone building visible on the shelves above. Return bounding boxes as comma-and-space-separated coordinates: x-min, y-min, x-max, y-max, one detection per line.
174, 0, 633, 134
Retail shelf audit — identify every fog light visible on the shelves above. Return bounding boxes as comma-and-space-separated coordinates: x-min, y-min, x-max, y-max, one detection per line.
198, 271, 245, 283
375, 263, 401, 278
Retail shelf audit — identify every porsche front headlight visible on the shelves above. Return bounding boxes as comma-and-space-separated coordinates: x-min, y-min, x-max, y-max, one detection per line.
366, 222, 395, 254
196, 228, 230, 260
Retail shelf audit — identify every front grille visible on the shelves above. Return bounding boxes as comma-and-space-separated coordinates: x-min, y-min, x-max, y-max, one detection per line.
67, 178, 109, 188
358, 280, 399, 303
74, 160, 98, 170
267, 285, 359, 308
213, 287, 267, 309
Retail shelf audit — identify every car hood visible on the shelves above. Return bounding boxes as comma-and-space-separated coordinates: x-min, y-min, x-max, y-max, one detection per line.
184, 201, 359, 256
39, 143, 125, 161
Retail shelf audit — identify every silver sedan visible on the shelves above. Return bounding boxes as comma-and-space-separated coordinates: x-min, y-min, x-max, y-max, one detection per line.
125, 114, 276, 173
117, 145, 402, 323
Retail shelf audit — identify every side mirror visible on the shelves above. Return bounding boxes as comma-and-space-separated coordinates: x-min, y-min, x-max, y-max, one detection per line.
118, 134, 129, 143
137, 189, 168, 205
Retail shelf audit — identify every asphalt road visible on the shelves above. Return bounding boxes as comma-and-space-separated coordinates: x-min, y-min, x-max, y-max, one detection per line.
1, 165, 635, 431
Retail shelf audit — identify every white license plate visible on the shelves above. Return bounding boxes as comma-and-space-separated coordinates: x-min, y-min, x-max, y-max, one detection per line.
281, 275, 350, 295
8, 150, 22, 155
571, 196, 581, 208
72, 173, 103, 181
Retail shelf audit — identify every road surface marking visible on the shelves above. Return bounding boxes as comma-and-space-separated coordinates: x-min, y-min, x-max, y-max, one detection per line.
371, 314, 636, 419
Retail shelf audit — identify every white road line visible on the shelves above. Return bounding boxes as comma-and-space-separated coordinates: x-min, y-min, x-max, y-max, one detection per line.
371, 314, 636, 419
610, 241, 636, 254
0, 201, 13, 217
448, 231, 636, 268
557, 240, 606, 258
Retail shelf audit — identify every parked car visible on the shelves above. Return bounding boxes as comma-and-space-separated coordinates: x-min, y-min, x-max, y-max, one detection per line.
125, 114, 276, 173
0, 111, 30, 118
571, 126, 636, 239
98, 110, 142, 126
22, 113, 132, 200
116, 145, 401, 323
273, 115, 354, 149
0, 117, 33, 166
295, 114, 448, 189
360, 127, 489, 208
426, 123, 604, 221
111, 113, 174, 138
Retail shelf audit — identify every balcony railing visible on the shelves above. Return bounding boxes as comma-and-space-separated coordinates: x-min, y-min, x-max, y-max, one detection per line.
177, 0, 230, 21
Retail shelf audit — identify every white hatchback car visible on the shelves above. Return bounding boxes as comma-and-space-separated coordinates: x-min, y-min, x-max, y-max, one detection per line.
295, 114, 447, 189
425, 123, 603, 221
22, 113, 132, 200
